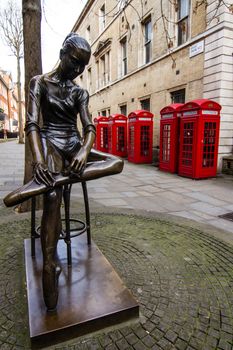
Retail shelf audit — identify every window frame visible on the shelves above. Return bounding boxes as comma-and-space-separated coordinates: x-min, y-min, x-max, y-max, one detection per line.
170, 89, 186, 103
99, 50, 111, 88
86, 25, 91, 43
120, 36, 127, 76
177, 0, 190, 46
87, 67, 92, 93
119, 104, 127, 116
140, 98, 151, 111
99, 3, 106, 33
143, 16, 152, 64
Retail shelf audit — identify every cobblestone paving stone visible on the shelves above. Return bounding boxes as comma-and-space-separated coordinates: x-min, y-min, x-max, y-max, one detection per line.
1, 210, 233, 349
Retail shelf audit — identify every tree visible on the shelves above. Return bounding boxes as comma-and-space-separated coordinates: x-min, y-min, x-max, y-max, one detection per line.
19, 0, 43, 212
0, 0, 24, 143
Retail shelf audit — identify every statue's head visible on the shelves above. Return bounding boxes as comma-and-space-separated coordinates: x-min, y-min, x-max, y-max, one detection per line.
59, 32, 91, 80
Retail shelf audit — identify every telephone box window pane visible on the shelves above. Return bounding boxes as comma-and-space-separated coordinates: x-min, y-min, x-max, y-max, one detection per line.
162, 124, 171, 162
129, 125, 134, 157
108, 127, 112, 148
117, 126, 125, 151
103, 127, 108, 149
202, 122, 216, 168
140, 125, 150, 156
182, 122, 194, 166
101, 127, 108, 149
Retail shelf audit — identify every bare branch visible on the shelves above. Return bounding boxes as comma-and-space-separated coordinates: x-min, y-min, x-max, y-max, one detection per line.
0, 0, 24, 59
160, 0, 176, 68
0, 0, 24, 144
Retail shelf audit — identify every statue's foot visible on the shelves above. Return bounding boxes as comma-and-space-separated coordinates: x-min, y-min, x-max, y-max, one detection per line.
42, 263, 61, 311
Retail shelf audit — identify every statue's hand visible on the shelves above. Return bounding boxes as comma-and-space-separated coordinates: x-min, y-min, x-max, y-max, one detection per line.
70, 148, 88, 174
33, 162, 55, 187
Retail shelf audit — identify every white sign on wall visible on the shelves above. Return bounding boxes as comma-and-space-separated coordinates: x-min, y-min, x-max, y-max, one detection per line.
189, 40, 204, 58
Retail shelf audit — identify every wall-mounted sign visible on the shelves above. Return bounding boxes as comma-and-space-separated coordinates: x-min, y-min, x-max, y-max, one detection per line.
189, 40, 204, 58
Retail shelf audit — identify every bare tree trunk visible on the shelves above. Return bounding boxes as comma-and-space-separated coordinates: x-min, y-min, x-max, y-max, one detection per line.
17, 52, 24, 144
18, 0, 42, 212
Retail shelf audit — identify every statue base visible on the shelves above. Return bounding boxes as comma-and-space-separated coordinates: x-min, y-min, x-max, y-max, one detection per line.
24, 235, 139, 349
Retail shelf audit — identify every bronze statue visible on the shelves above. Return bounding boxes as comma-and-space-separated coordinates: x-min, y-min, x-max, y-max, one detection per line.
4, 33, 123, 311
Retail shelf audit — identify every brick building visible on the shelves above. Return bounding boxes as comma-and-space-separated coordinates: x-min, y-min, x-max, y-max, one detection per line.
0, 69, 25, 134
72, 0, 233, 168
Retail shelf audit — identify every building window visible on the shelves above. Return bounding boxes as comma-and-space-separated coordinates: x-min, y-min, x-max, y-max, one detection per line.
79, 75, 83, 87
140, 98, 150, 111
120, 37, 127, 76
100, 55, 106, 86
96, 61, 100, 89
144, 17, 152, 64
99, 51, 110, 88
99, 4, 106, 32
177, 0, 189, 45
86, 25, 91, 43
87, 67, 92, 93
101, 109, 107, 116
120, 104, 127, 116
171, 89, 185, 103
118, 0, 127, 12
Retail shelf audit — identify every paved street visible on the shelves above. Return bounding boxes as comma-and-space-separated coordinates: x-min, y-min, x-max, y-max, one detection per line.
1, 140, 233, 350
0, 140, 233, 237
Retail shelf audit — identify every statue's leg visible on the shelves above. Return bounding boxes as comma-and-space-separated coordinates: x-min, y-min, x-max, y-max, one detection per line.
80, 149, 124, 181
3, 150, 124, 208
41, 187, 62, 311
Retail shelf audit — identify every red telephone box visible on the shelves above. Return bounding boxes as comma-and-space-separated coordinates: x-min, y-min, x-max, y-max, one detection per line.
128, 110, 154, 163
108, 114, 127, 157
178, 99, 221, 179
159, 103, 183, 173
93, 116, 109, 153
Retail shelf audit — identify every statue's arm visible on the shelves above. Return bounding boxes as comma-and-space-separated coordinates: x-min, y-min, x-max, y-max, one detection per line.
70, 90, 96, 173
25, 76, 54, 187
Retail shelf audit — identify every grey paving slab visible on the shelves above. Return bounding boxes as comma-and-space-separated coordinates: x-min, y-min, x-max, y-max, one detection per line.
121, 191, 139, 198
223, 204, 233, 211
93, 198, 128, 206
185, 191, 228, 206
207, 218, 233, 233
209, 190, 233, 204
191, 210, 215, 220
88, 192, 124, 199
188, 201, 229, 216
156, 191, 196, 204
170, 187, 190, 194
168, 210, 207, 223
133, 185, 163, 193
135, 190, 155, 197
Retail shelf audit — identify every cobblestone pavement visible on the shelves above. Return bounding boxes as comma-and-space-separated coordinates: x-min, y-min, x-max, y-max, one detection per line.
1, 207, 233, 350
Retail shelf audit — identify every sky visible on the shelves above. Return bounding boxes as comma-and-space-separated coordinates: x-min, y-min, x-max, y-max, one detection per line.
0, 0, 87, 82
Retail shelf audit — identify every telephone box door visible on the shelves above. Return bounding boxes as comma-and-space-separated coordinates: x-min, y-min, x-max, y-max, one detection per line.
179, 119, 197, 178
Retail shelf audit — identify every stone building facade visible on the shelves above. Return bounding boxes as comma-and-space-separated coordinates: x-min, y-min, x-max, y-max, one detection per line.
0, 69, 25, 133
72, 0, 233, 167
